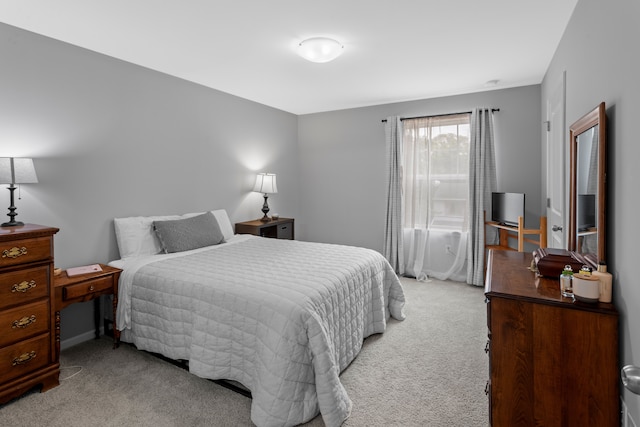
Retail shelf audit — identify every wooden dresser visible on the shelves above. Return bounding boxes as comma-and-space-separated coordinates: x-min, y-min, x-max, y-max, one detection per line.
485, 249, 619, 426
0, 224, 59, 404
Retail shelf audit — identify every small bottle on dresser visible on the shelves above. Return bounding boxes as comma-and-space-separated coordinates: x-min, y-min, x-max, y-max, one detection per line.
560, 265, 574, 297
593, 262, 613, 303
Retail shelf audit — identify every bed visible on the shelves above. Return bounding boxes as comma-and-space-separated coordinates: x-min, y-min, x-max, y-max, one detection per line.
109, 209, 406, 427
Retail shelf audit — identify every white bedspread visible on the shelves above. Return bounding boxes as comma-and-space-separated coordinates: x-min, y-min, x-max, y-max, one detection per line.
112, 235, 405, 427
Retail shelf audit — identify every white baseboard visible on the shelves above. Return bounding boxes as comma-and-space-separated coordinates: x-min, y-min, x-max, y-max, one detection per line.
622, 397, 638, 427
60, 326, 104, 351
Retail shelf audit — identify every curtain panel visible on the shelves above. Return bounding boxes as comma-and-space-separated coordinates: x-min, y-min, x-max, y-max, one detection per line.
383, 116, 404, 274
466, 108, 497, 286
402, 114, 471, 281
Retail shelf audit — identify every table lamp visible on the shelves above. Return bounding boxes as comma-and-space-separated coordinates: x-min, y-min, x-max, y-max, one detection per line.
253, 173, 277, 222
0, 158, 38, 227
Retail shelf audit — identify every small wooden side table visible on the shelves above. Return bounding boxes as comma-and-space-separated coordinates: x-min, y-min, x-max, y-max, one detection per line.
53, 264, 122, 353
235, 218, 294, 240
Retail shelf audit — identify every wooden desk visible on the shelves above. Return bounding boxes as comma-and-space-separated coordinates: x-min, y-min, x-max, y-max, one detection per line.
484, 250, 619, 426
54, 264, 122, 353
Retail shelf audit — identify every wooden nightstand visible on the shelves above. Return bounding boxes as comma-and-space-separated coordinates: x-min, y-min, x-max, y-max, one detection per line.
53, 264, 122, 352
235, 218, 294, 240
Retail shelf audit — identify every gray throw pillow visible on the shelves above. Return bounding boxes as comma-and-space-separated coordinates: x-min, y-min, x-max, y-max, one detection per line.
153, 212, 225, 253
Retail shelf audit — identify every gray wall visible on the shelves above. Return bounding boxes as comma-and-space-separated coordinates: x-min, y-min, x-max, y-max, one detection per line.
297, 85, 543, 251
541, 0, 640, 418
1, 23, 300, 341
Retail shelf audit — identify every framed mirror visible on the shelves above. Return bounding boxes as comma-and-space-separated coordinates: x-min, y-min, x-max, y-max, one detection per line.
568, 102, 606, 268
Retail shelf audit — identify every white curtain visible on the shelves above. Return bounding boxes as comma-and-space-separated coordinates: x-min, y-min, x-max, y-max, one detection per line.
466, 108, 497, 286
401, 114, 471, 282
403, 228, 468, 282
383, 116, 404, 274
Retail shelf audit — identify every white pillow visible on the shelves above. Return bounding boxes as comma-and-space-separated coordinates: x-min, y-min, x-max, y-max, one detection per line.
114, 209, 234, 259
114, 214, 180, 259
211, 209, 234, 241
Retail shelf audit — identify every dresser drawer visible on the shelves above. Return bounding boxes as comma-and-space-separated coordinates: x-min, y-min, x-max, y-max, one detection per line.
0, 236, 53, 268
0, 300, 50, 348
0, 333, 51, 384
0, 265, 49, 309
62, 276, 114, 301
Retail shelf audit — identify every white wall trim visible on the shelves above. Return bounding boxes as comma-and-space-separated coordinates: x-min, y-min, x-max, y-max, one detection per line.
60, 327, 104, 351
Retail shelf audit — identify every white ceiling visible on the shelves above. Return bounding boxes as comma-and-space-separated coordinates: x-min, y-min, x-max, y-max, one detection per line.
0, 0, 578, 115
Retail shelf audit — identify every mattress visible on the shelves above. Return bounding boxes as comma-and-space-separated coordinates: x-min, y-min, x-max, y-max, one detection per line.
112, 235, 405, 427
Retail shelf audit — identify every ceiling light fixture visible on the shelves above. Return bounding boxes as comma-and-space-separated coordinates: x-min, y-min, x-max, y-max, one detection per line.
297, 37, 344, 63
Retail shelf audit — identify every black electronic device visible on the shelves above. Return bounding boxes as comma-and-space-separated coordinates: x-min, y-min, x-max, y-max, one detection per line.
491, 192, 525, 227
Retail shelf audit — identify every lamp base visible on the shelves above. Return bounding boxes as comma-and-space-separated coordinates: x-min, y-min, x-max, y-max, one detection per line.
260, 193, 270, 222
3, 185, 24, 227
1, 220, 24, 227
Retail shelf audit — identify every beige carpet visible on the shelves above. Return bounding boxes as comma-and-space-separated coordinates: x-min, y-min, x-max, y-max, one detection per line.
0, 277, 488, 426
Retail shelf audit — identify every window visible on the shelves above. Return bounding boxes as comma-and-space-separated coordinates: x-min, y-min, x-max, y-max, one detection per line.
402, 113, 471, 231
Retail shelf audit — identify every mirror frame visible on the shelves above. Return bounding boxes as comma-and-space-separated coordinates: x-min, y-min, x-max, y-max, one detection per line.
568, 102, 606, 268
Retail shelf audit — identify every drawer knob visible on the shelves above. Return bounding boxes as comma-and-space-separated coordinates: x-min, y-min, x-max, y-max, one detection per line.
11, 280, 37, 293
2, 246, 28, 259
12, 351, 36, 366
12, 315, 37, 329
89, 285, 95, 291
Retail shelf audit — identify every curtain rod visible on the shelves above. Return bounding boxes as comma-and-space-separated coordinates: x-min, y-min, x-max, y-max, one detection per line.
381, 108, 500, 123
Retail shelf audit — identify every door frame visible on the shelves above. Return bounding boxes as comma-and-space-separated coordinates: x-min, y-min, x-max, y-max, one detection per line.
545, 71, 567, 249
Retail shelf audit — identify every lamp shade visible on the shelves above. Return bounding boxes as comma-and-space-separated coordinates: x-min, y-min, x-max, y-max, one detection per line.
0, 158, 38, 184
297, 37, 344, 63
253, 173, 277, 194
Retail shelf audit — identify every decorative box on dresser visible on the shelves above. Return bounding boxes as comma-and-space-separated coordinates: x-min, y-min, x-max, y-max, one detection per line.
484, 249, 619, 426
0, 224, 59, 404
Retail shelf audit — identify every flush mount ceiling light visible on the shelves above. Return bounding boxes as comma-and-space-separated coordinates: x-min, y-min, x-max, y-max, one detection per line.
297, 37, 344, 63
